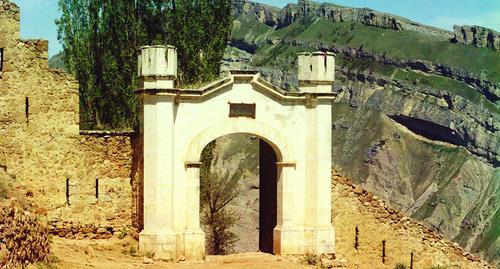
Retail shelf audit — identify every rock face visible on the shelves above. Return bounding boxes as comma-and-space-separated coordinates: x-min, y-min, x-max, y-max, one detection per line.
453, 25, 500, 50
225, 0, 500, 265
282, 0, 405, 31
233, 0, 453, 38
232, 0, 280, 27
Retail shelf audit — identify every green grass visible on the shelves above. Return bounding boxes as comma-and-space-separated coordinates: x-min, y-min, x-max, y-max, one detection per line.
232, 17, 274, 44
337, 53, 497, 114
240, 17, 499, 111
245, 18, 500, 82
394, 69, 499, 114
477, 207, 500, 251
337, 54, 397, 77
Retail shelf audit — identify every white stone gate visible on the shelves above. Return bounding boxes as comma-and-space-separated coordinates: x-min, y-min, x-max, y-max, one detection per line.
136, 45, 337, 260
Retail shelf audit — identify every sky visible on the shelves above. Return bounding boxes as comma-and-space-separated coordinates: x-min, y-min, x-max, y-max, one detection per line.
10, 0, 500, 58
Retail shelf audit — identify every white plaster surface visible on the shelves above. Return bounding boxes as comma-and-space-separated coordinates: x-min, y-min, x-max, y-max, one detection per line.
137, 46, 336, 260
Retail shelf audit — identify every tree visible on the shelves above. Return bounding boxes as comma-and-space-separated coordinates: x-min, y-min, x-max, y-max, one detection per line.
56, 0, 232, 129
200, 141, 241, 255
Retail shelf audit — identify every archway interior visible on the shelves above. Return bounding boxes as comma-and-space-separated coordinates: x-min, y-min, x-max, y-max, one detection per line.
259, 139, 277, 253
199, 133, 278, 254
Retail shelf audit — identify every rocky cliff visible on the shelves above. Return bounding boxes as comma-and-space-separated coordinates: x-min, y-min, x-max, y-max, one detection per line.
223, 0, 499, 265
233, 0, 454, 37
453, 25, 500, 51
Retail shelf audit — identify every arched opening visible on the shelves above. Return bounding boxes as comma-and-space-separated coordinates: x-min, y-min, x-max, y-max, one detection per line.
198, 133, 278, 255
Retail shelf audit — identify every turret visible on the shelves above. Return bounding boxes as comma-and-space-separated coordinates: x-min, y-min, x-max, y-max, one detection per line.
138, 45, 177, 90
298, 51, 335, 93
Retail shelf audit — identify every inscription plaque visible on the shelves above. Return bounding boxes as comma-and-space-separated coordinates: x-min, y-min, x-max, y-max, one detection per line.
229, 103, 256, 119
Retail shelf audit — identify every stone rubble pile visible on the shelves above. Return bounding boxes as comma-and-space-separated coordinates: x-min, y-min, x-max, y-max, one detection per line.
0, 203, 50, 268
47, 221, 135, 240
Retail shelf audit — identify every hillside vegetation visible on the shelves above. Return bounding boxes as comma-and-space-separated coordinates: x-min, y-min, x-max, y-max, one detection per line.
222, 0, 500, 265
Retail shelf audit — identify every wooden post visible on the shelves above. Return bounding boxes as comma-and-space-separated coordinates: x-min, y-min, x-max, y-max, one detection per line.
95, 178, 99, 199
354, 225, 359, 250
410, 252, 414, 269
66, 178, 70, 205
382, 240, 386, 264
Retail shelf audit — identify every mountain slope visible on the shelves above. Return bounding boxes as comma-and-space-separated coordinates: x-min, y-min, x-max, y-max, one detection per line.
223, 0, 499, 265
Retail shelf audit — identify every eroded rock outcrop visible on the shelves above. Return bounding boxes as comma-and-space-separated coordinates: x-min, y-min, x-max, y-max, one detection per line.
233, 0, 453, 38
453, 25, 500, 50
232, 0, 280, 27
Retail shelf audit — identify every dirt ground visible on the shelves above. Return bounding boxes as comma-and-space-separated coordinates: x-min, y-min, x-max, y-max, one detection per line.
38, 237, 315, 269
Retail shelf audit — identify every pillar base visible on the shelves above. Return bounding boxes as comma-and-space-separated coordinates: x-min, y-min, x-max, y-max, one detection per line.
178, 229, 205, 260
139, 231, 177, 260
304, 226, 335, 254
139, 230, 206, 261
273, 226, 305, 254
273, 225, 335, 255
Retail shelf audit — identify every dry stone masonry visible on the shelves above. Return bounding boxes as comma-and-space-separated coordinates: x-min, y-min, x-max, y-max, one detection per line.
0, 0, 139, 237
331, 172, 493, 269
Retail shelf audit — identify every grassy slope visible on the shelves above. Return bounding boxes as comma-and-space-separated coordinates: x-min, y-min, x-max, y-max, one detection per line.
265, 18, 500, 82
234, 17, 499, 113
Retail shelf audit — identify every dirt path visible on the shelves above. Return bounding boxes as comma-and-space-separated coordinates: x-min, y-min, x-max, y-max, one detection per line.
46, 237, 315, 269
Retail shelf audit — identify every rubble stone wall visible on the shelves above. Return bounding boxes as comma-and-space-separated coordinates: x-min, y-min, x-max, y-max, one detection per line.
0, 0, 140, 234
332, 173, 492, 269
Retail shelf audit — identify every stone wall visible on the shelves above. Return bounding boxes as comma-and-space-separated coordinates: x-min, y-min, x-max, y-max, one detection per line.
331, 172, 492, 269
0, 0, 139, 235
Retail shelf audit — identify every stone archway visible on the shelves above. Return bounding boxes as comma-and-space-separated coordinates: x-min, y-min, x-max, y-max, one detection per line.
196, 133, 279, 254
136, 45, 337, 260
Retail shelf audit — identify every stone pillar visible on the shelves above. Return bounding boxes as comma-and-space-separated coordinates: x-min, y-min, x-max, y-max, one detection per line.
139, 95, 177, 259
137, 45, 179, 260
305, 102, 335, 253
273, 161, 305, 254
297, 51, 336, 254
181, 162, 205, 259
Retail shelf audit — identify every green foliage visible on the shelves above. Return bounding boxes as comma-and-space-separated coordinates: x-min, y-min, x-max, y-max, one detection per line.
394, 263, 408, 269
56, 0, 232, 129
144, 251, 155, 259
302, 253, 318, 265
200, 141, 241, 255
117, 227, 128, 239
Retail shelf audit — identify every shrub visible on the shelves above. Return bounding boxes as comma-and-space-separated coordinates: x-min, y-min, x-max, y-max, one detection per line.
302, 253, 318, 265
144, 251, 155, 259
200, 141, 241, 255
394, 263, 408, 269
118, 227, 128, 240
